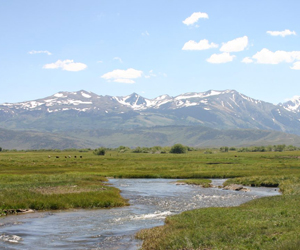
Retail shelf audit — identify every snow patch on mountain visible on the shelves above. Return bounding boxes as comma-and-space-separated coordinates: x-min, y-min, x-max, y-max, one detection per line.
175, 90, 230, 100
283, 96, 300, 112
54, 93, 67, 98
240, 93, 261, 104
81, 91, 92, 98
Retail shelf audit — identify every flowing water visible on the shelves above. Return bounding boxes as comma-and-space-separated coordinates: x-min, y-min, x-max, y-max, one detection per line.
0, 179, 280, 250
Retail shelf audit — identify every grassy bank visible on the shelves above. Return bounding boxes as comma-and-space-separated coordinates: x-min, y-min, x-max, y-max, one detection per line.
0, 174, 128, 215
136, 194, 300, 249
134, 152, 300, 249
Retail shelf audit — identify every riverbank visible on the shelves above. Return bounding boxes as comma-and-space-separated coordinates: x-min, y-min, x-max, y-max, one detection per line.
0, 179, 282, 249
137, 177, 300, 250
0, 174, 128, 216
176, 179, 212, 188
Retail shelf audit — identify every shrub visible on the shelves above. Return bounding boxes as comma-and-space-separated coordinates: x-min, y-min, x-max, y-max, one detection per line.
117, 146, 130, 153
170, 144, 187, 154
220, 146, 229, 152
132, 147, 143, 153
93, 147, 106, 155
273, 144, 286, 152
186, 146, 196, 151
151, 146, 162, 153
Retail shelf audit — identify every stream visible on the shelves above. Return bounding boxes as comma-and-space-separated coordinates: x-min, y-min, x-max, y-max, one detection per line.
0, 179, 280, 250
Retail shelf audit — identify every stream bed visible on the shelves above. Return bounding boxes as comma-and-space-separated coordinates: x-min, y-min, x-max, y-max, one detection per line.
0, 179, 280, 250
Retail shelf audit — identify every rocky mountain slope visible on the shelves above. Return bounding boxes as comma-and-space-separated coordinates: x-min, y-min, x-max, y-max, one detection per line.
0, 89, 300, 135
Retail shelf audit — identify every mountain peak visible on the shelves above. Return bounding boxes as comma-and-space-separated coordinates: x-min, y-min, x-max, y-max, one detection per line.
1, 89, 300, 135
282, 96, 300, 112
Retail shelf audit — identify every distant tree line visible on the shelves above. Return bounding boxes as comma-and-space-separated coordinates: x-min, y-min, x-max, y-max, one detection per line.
218, 144, 299, 153
235, 144, 297, 152
0, 144, 299, 154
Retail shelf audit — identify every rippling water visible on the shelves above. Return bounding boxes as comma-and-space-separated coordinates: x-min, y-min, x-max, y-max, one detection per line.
0, 179, 280, 250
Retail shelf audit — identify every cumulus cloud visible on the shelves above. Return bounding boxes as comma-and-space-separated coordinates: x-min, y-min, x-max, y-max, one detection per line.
206, 52, 235, 64
252, 48, 300, 64
29, 50, 52, 55
142, 31, 150, 36
241, 57, 253, 64
291, 61, 300, 70
182, 12, 208, 26
114, 79, 135, 84
220, 36, 248, 52
113, 57, 123, 63
182, 39, 218, 50
101, 68, 143, 84
267, 29, 296, 37
43, 60, 87, 71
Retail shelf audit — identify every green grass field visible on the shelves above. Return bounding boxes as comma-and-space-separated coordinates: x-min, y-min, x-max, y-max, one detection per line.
0, 149, 299, 249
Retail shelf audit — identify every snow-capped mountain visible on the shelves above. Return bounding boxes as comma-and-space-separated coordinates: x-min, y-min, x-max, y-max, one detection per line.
282, 96, 300, 113
0, 89, 263, 113
0, 89, 300, 135
0, 90, 129, 114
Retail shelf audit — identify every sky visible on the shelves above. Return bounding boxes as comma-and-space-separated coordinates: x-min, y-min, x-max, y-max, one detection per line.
0, 0, 300, 104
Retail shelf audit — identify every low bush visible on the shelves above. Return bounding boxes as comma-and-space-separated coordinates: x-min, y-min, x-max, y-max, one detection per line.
93, 147, 106, 155
170, 144, 187, 154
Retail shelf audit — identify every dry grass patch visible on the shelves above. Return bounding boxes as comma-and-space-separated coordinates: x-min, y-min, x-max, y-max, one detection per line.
31, 185, 107, 195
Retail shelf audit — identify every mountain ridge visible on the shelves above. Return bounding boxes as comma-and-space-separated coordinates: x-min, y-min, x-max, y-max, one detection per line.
0, 89, 300, 135
1, 89, 299, 112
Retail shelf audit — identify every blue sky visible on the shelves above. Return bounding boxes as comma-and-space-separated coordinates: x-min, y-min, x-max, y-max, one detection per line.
1, 0, 299, 104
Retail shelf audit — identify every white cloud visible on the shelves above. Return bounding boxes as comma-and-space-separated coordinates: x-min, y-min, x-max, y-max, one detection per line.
267, 29, 296, 37
291, 61, 300, 70
145, 70, 156, 78
29, 50, 52, 55
182, 39, 218, 51
252, 48, 300, 64
113, 57, 123, 63
142, 31, 150, 36
241, 57, 253, 64
220, 36, 248, 52
206, 53, 235, 64
114, 79, 135, 84
182, 12, 208, 26
97, 61, 103, 63
101, 68, 143, 84
43, 60, 87, 71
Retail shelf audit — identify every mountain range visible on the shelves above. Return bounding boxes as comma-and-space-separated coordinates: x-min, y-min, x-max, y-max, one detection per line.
0, 89, 300, 149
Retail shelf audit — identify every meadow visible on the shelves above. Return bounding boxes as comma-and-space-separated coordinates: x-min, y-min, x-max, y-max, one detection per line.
0, 149, 299, 249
